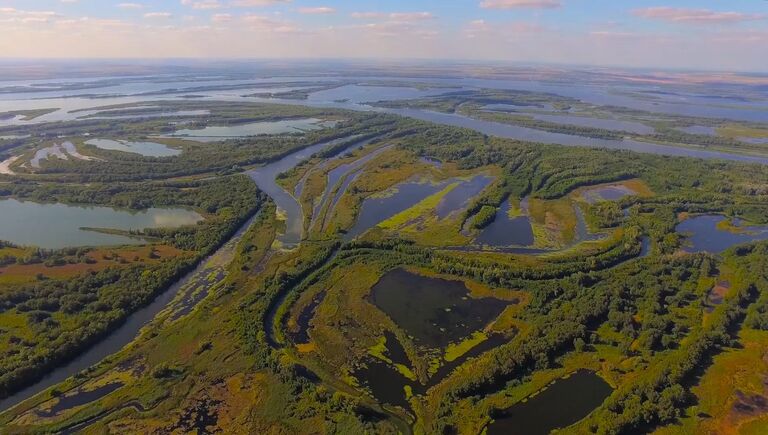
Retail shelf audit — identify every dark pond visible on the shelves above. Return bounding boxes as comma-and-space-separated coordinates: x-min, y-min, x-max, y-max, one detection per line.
435, 175, 494, 219
475, 199, 535, 247
425, 333, 509, 390
354, 359, 412, 410
345, 181, 448, 240
354, 332, 509, 408
289, 291, 326, 344
486, 370, 613, 435
369, 268, 511, 348
35, 382, 124, 418
382, 331, 410, 367
676, 215, 768, 254
352, 332, 412, 410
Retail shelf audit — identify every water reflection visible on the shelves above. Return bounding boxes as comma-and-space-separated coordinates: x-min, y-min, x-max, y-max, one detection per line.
167, 118, 337, 142
345, 180, 448, 239
476, 199, 535, 247
369, 268, 511, 348
85, 138, 181, 157
0, 199, 202, 249
486, 370, 613, 435
677, 215, 768, 254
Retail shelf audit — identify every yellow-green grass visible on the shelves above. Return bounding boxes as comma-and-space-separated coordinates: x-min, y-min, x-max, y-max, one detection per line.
378, 182, 460, 230
571, 178, 654, 202
718, 124, 768, 140
654, 329, 768, 435
528, 197, 578, 248
444, 331, 488, 362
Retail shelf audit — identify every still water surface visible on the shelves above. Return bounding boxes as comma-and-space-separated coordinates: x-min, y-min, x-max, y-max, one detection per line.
0, 199, 202, 249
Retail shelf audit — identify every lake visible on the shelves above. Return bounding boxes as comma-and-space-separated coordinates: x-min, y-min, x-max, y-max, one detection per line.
476, 199, 535, 247
345, 180, 448, 240
486, 370, 613, 435
676, 215, 768, 254
369, 268, 511, 348
435, 175, 494, 219
0, 199, 203, 249
167, 118, 337, 142
85, 138, 181, 157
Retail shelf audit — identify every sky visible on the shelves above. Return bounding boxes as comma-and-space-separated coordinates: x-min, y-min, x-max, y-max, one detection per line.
0, 1, 766, 71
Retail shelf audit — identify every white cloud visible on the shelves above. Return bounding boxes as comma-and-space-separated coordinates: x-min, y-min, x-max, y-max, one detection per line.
181, 0, 223, 9
118, 3, 144, 9
298, 7, 335, 15
144, 12, 173, 19
480, 0, 561, 9
633, 7, 765, 24
351, 12, 434, 21
230, 0, 292, 7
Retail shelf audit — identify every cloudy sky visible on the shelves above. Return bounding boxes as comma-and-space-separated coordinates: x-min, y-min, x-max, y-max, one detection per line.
0, 1, 766, 71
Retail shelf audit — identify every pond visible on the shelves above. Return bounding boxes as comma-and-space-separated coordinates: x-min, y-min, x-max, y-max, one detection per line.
676, 215, 768, 254
345, 181, 448, 240
85, 138, 181, 157
167, 118, 337, 142
369, 268, 512, 348
354, 358, 412, 410
435, 175, 494, 219
289, 291, 327, 344
486, 370, 613, 435
580, 184, 637, 204
475, 199, 535, 247
353, 331, 413, 409
0, 199, 203, 249
354, 331, 510, 408
35, 382, 124, 418
30, 142, 95, 168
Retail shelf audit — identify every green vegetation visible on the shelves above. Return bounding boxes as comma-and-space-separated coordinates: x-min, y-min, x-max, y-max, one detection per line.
0, 108, 57, 121
472, 205, 497, 229
374, 88, 768, 157
2, 101, 768, 435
